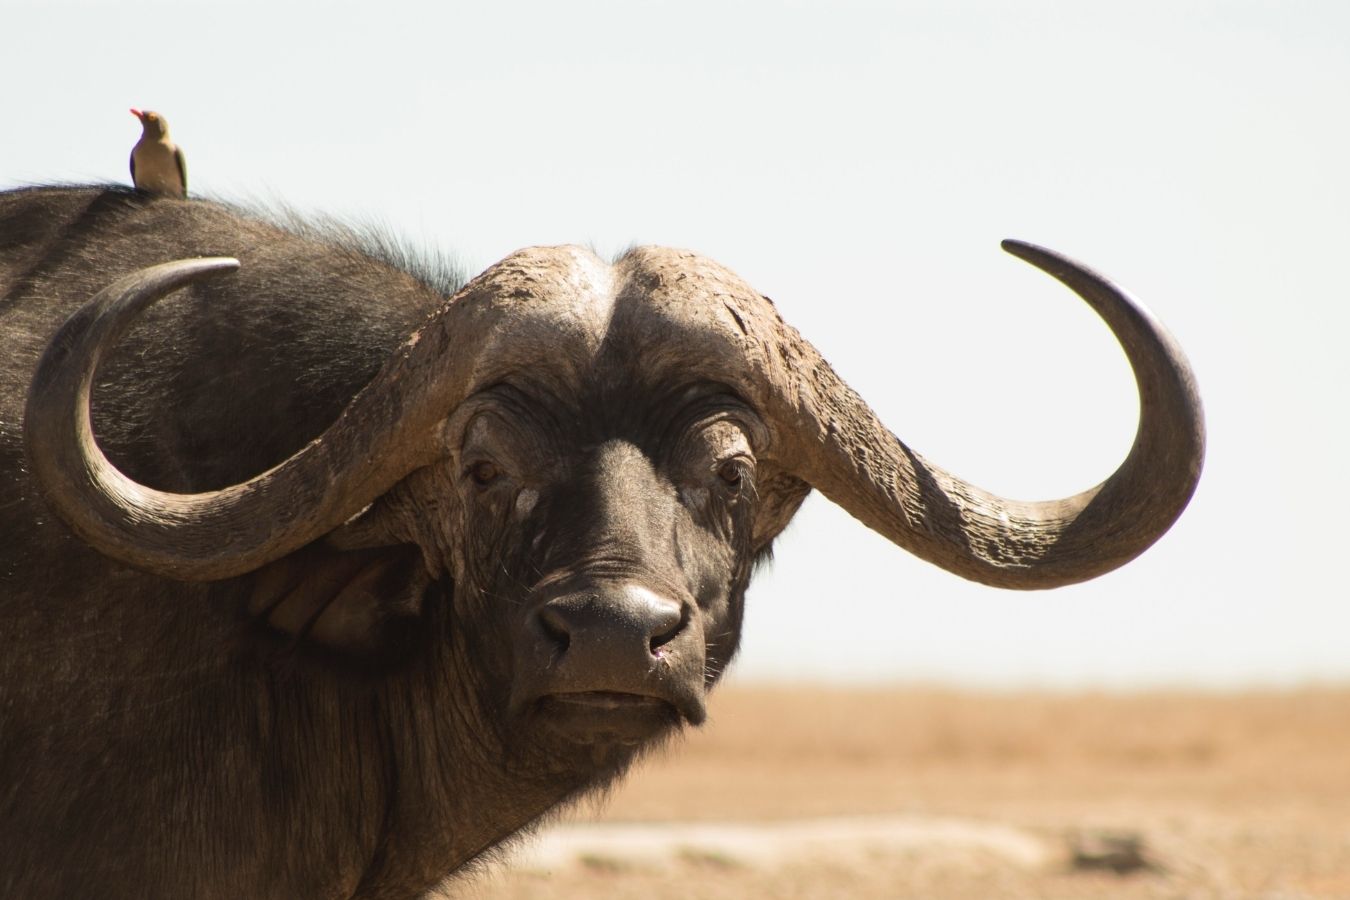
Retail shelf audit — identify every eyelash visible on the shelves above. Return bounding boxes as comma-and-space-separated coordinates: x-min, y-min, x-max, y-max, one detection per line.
717, 458, 749, 492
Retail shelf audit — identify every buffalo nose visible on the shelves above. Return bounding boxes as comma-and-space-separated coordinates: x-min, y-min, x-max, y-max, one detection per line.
536, 584, 685, 658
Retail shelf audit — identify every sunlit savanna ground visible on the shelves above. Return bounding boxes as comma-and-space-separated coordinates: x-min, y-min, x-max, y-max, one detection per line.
446, 686, 1350, 899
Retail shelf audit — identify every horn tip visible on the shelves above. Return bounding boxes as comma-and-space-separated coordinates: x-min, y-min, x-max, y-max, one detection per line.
172, 256, 241, 281
1000, 238, 1049, 262
200, 256, 241, 270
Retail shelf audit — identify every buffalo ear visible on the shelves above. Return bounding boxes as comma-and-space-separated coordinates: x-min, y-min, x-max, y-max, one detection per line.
248, 544, 427, 656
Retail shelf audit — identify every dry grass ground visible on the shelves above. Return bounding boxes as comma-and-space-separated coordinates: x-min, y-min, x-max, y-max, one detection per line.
448, 686, 1350, 899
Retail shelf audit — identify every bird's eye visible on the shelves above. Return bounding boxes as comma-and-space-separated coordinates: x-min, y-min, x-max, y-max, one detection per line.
468, 460, 500, 487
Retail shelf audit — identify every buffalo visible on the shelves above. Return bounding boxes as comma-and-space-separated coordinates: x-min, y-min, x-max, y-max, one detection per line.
0, 185, 1203, 898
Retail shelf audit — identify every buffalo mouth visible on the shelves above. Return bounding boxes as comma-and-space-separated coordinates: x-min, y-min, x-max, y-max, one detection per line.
529, 690, 688, 745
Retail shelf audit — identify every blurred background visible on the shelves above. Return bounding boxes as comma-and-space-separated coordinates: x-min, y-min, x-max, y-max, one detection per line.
5, 1, 1347, 894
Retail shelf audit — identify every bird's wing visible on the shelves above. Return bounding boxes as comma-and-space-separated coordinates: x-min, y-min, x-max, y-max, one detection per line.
175, 146, 187, 195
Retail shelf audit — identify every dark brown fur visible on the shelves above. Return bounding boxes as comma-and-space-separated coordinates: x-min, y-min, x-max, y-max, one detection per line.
0, 187, 775, 898
3, 184, 1204, 898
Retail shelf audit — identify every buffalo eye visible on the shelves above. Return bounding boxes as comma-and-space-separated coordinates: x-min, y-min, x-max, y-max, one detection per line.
717, 459, 747, 493
467, 460, 500, 488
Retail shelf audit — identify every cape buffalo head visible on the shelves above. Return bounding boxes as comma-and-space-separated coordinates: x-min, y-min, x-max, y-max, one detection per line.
23, 241, 1204, 761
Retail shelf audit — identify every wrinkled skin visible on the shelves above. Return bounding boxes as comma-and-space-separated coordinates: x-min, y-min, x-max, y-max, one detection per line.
0, 185, 1201, 899
0, 187, 796, 899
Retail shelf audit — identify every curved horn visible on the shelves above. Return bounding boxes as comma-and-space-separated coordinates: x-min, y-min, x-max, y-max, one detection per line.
764, 240, 1204, 589
24, 251, 557, 582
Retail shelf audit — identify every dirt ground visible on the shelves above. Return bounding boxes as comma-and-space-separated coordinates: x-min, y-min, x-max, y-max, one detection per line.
445, 685, 1350, 899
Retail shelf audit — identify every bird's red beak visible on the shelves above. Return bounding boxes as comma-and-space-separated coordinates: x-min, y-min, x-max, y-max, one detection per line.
130, 108, 144, 120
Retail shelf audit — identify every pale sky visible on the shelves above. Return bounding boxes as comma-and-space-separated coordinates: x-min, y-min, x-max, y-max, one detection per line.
4, 0, 1347, 688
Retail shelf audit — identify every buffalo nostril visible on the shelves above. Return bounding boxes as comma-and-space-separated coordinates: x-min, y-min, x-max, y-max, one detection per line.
648, 603, 688, 654
535, 585, 685, 662
535, 604, 572, 653
616, 584, 684, 656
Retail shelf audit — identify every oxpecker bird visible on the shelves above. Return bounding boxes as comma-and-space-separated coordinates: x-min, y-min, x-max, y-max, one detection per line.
129, 108, 187, 198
